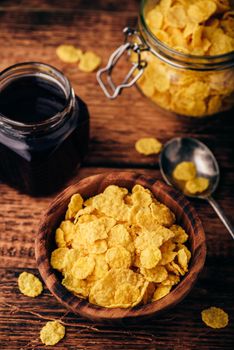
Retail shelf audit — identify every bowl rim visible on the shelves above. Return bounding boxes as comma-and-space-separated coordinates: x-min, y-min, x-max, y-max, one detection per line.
35, 171, 206, 321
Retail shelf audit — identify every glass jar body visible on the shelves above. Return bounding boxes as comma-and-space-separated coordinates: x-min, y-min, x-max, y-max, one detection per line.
135, 50, 234, 117
133, 0, 234, 118
0, 63, 89, 196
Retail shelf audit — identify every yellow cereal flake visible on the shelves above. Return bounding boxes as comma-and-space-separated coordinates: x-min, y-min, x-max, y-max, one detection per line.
56, 45, 82, 63
150, 201, 175, 227
140, 247, 162, 269
170, 225, 188, 243
62, 274, 90, 298
88, 239, 108, 254
79, 216, 116, 244
201, 307, 229, 328
51, 184, 192, 308
89, 268, 148, 308
55, 220, 75, 248
188, 1, 217, 23
105, 246, 132, 269
108, 224, 134, 253
65, 193, 83, 220
72, 256, 95, 279
135, 137, 162, 156
40, 321, 65, 346
141, 265, 168, 283
166, 5, 187, 29
185, 177, 209, 194
51, 248, 69, 271
152, 285, 172, 301
161, 273, 180, 286
177, 248, 189, 272
18, 272, 43, 297
79, 51, 101, 72
173, 162, 197, 181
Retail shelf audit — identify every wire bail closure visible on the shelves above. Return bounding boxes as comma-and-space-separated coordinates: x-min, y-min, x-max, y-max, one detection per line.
97, 27, 149, 99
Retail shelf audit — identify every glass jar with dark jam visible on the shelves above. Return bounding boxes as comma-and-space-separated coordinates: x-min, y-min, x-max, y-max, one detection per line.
0, 62, 89, 196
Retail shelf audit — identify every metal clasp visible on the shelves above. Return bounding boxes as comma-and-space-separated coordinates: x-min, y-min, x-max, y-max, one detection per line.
97, 27, 149, 99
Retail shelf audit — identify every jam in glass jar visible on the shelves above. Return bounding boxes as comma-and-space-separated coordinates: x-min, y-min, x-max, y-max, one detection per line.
0, 62, 89, 196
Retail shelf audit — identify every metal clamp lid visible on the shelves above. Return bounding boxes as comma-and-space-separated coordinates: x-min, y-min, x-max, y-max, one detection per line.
97, 27, 149, 99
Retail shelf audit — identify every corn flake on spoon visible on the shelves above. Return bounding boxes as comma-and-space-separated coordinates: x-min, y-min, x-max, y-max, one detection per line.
159, 137, 234, 239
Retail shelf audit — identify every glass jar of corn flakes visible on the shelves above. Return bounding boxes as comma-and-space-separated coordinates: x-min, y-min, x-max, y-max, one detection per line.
97, 0, 234, 118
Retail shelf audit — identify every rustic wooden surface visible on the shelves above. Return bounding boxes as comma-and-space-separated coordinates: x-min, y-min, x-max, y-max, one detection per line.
0, 0, 234, 349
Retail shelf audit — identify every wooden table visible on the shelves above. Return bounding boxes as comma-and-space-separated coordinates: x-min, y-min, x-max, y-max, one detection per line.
0, 1, 233, 349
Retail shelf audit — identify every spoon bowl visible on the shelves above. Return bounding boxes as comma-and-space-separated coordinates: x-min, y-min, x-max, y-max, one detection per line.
159, 137, 234, 239
159, 137, 219, 199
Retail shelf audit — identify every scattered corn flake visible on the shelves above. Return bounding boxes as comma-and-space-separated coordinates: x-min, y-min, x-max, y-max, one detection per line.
18, 272, 43, 298
173, 161, 197, 181
201, 307, 229, 328
185, 177, 209, 194
56, 45, 82, 63
79, 51, 101, 72
135, 137, 162, 156
40, 320, 65, 346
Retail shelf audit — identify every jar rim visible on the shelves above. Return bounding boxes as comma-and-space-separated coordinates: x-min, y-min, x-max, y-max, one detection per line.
0, 62, 74, 133
139, 0, 234, 70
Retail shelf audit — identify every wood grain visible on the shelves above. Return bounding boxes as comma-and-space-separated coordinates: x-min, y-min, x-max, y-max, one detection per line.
0, 0, 234, 348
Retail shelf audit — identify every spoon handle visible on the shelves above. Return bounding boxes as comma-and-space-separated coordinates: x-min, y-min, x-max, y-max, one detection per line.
207, 196, 234, 240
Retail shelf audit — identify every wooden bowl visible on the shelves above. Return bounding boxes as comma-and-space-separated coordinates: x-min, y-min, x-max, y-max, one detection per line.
35, 172, 206, 323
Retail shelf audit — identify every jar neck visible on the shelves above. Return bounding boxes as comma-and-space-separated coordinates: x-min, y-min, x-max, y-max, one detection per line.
0, 62, 75, 136
139, 0, 234, 71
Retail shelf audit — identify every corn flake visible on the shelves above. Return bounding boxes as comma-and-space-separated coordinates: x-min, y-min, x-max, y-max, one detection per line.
140, 247, 162, 269
141, 265, 168, 283
65, 193, 83, 220
185, 177, 209, 194
18, 272, 43, 298
79, 51, 101, 72
56, 45, 82, 63
40, 321, 65, 346
105, 246, 132, 269
135, 137, 162, 156
51, 248, 69, 271
173, 162, 197, 181
201, 307, 229, 328
72, 256, 95, 279
89, 268, 148, 308
152, 285, 172, 301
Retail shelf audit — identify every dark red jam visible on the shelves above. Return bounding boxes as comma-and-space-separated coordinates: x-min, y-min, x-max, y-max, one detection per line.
0, 63, 89, 196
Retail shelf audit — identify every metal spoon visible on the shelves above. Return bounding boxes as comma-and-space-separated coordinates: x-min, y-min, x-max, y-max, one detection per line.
159, 137, 234, 239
